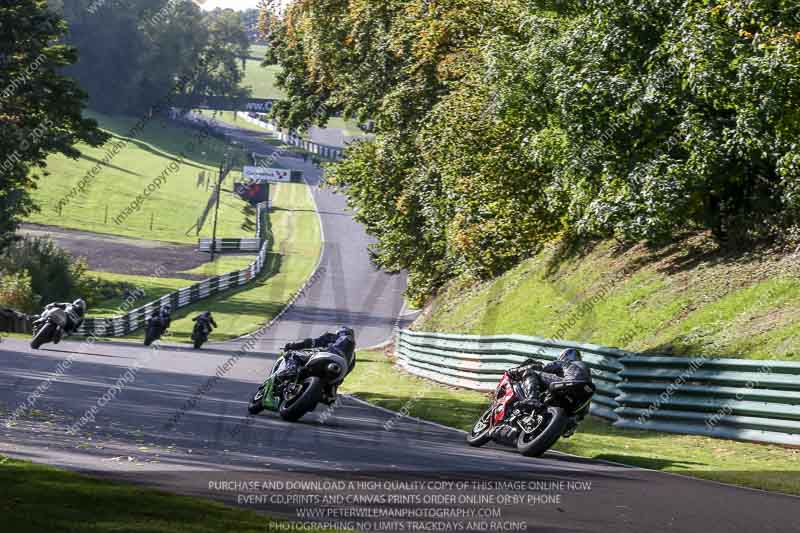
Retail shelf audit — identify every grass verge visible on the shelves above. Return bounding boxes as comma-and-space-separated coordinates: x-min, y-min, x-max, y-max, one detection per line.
88, 181, 321, 344
0, 456, 338, 533
342, 350, 800, 495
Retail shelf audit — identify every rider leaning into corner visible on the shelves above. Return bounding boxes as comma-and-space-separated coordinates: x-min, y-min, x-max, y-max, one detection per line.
149, 305, 172, 328
508, 348, 592, 416
192, 311, 217, 334
35, 299, 86, 336
282, 327, 356, 402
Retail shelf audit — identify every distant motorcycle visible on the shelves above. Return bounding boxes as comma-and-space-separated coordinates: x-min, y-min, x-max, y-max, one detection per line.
248, 349, 347, 422
467, 368, 595, 457
144, 316, 168, 346
191, 321, 210, 349
30, 307, 68, 349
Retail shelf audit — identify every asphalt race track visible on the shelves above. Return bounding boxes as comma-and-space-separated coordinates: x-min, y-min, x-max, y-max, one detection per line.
1, 124, 797, 533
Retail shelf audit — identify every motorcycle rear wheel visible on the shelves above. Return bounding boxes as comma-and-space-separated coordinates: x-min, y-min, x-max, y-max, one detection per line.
466, 407, 493, 447
279, 377, 322, 422
31, 323, 56, 350
516, 406, 568, 458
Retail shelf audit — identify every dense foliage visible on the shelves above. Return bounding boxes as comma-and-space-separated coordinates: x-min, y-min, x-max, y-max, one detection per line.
0, 238, 85, 310
263, 0, 800, 302
0, 0, 107, 250
0, 271, 39, 314
0, 237, 126, 312
52, 0, 251, 114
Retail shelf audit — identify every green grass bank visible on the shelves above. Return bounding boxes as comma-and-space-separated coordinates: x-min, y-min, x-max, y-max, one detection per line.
416, 235, 800, 360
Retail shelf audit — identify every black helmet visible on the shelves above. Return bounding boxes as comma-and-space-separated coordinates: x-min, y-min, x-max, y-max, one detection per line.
72, 299, 87, 316
559, 348, 581, 363
336, 326, 354, 339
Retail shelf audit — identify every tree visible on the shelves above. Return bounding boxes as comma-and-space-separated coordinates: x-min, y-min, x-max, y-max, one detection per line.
54, 1, 251, 114
184, 8, 251, 102
265, 0, 800, 300
0, 0, 108, 249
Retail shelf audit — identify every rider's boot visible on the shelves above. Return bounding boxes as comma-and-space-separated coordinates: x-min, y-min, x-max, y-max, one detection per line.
321, 384, 338, 405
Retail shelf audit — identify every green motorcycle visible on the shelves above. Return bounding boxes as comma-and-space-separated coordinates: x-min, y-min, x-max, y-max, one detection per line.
248, 349, 348, 422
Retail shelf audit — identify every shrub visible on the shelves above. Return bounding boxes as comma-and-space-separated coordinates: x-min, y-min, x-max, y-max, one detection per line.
0, 237, 87, 307
0, 236, 135, 311
0, 271, 39, 314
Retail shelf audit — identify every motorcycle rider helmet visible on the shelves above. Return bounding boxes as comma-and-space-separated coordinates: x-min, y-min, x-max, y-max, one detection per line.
72, 299, 87, 317
559, 348, 582, 363
336, 326, 354, 339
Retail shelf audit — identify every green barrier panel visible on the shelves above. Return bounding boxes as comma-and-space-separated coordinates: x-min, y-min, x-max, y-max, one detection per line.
397, 329, 800, 445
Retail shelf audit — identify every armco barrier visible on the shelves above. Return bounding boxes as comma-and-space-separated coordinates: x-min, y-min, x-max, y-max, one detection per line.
77, 203, 271, 338
76, 236, 271, 338
395, 330, 623, 421
198, 238, 262, 253
241, 113, 345, 160
396, 330, 800, 446
615, 356, 800, 446
0, 309, 33, 334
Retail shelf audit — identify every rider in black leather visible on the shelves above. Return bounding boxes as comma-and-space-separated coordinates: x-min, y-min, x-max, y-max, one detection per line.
508, 348, 592, 412
147, 305, 172, 338
284, 327, 356, 373
192, 311, 217, 335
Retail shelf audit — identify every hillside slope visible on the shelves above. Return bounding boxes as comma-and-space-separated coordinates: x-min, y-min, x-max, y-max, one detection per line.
415, 234, 800, 360
27, 112, 248, 244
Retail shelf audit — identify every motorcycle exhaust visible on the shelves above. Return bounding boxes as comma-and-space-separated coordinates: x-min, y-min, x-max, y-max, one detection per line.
491, 425, 520, 445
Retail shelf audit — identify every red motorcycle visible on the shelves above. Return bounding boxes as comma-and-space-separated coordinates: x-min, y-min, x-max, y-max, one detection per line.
467, 366, 595, 457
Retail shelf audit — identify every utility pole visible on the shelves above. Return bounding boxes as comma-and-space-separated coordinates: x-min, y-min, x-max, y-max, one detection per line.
210, 157, 226, 262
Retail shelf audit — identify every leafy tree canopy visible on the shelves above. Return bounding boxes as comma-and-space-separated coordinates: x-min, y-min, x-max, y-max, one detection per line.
265, 0, 800, 302
0, 0, 108, 247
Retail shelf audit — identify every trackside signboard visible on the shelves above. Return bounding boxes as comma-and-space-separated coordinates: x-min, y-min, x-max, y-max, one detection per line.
243, 166, 291, 183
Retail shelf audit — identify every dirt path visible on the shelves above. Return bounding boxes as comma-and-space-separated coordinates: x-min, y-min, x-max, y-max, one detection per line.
20, 223, 210, 280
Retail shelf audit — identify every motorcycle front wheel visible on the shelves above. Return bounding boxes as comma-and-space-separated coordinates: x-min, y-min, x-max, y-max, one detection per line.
516, 406, 568, 457
279, 377, 322, 422
30, 322, 56, 350
466, 407, 494, 447
144, 325, 159, 346
248, 386, 266, 415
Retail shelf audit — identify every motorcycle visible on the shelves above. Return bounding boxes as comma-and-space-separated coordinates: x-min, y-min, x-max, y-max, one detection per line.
248, 349, 347, 422
144, 316, 169, 346
191, 321, 210, 349
467, 366, 595, 457
30, 307, 69, 349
